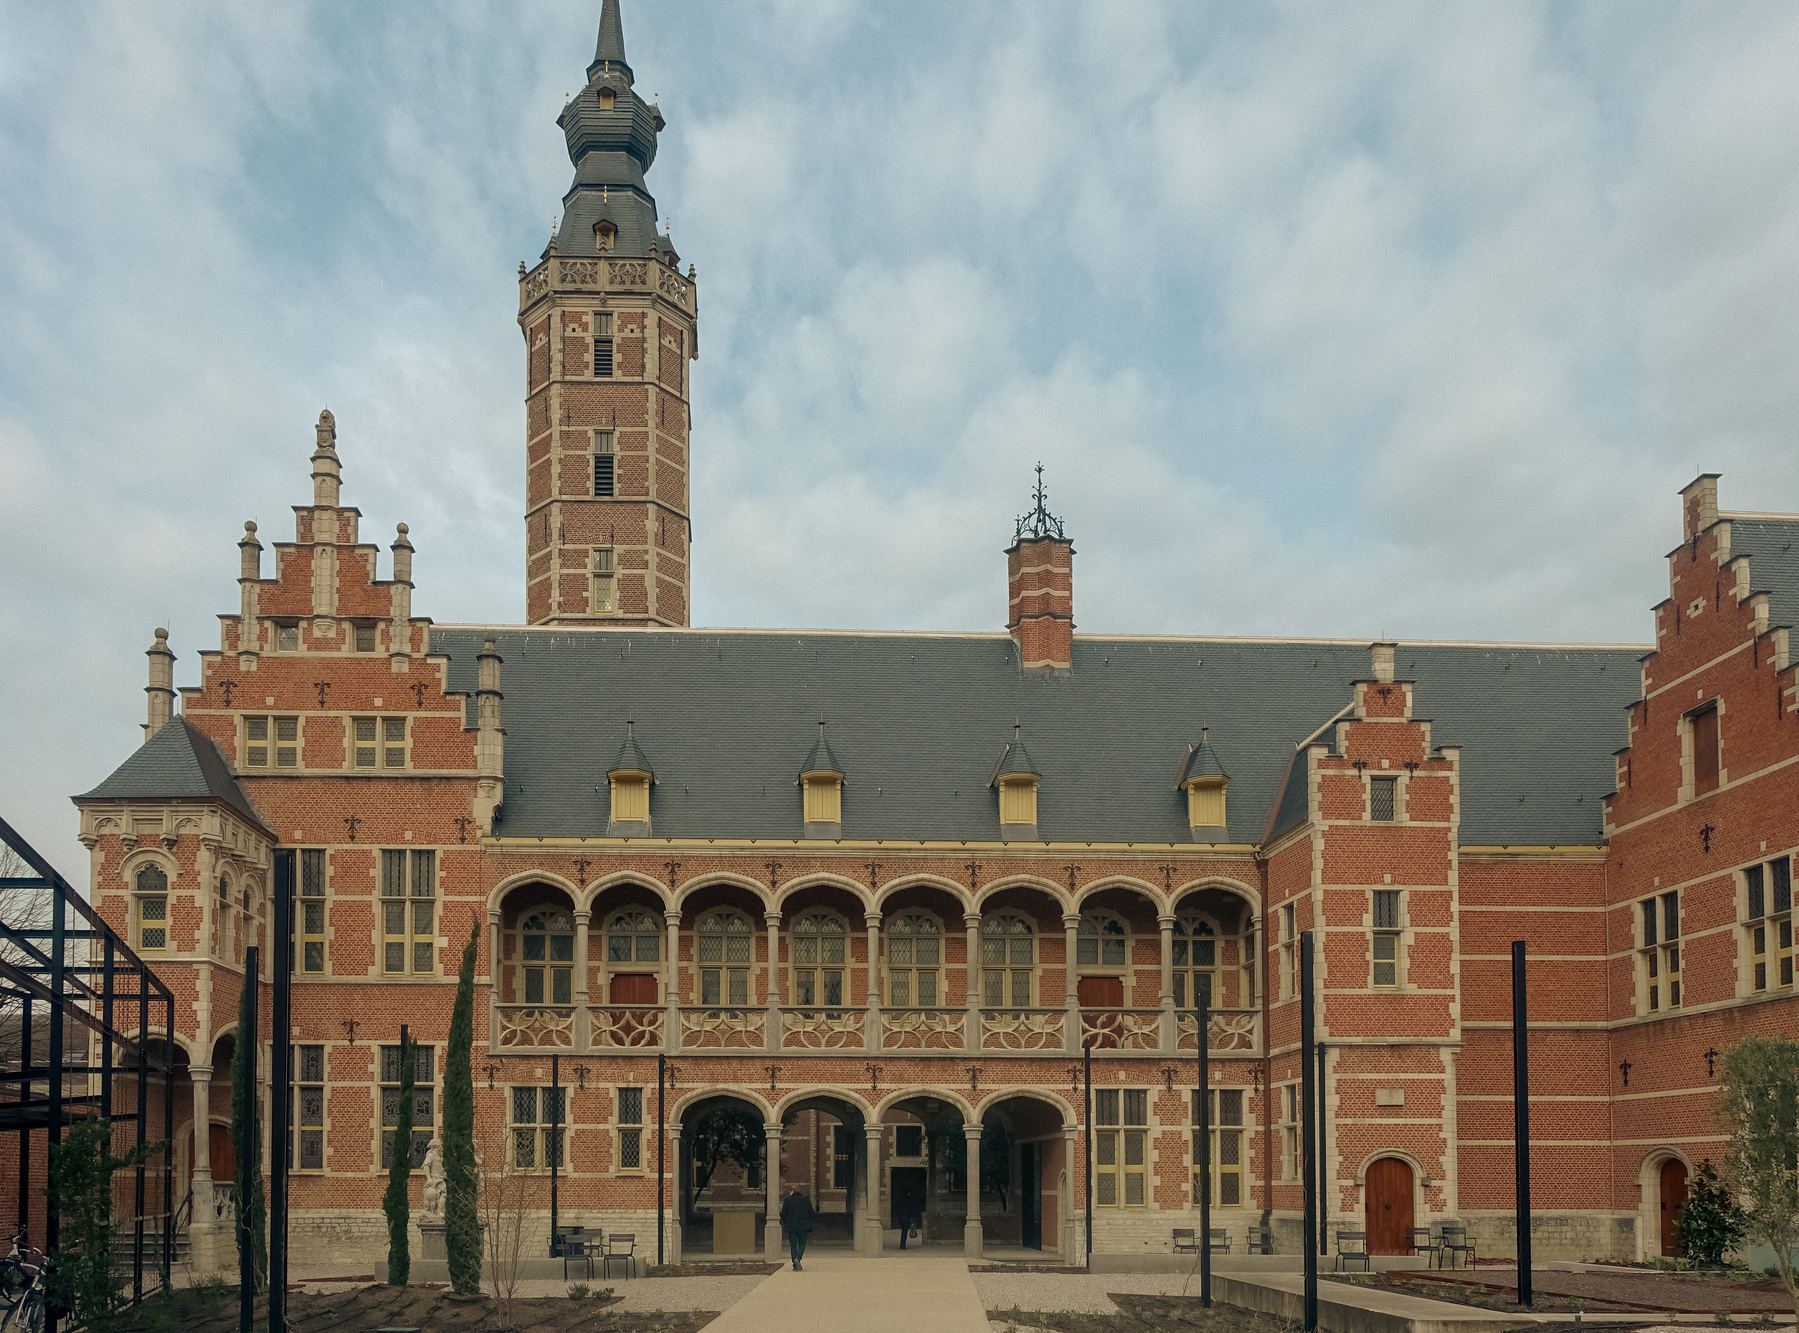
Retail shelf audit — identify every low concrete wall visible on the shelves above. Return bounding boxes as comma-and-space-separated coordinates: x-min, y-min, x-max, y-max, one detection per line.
1213, 1273, 1531, 1333
1090, 1254, 1430, 1274
1457, 1211, 1637, 1263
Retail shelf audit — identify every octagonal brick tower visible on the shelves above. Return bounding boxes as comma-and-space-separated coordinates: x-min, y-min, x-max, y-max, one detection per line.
519, 0, 698, 626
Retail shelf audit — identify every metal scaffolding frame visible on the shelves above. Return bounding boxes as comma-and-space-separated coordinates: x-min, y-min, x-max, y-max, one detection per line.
0, 813, 177, 1303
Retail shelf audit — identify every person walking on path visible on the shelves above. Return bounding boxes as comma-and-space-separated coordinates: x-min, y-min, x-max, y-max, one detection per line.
898, 1195, 919, 1250
779, 1187, 816, 1270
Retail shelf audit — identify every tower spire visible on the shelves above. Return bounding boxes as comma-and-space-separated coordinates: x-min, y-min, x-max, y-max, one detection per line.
590, 0, 632, 83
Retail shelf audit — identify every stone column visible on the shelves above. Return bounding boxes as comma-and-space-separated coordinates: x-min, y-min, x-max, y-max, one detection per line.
764, 913, 782, 1052
764, 1122, 784, 1260
963, 1122, 984, 1259
864, 913, 883, 1051
573, 909, 592, 1050
664, 910, 681, 1052
963, 914, 982, 1051
666, 1125, 684, 1264
1062, 1125, 1082, 1263
189, 1065, 215, 1243
1158, 914, 1177, 1054
1063, 913, 1082, 1054
864, 1123, 885, 1256
488, 909, 503, 1050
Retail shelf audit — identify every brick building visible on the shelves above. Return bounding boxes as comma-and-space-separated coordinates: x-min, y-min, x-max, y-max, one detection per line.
54, 0, 1799, 1269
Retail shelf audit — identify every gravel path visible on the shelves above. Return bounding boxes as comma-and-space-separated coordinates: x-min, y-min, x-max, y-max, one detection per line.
973, 1271, 1214, 1316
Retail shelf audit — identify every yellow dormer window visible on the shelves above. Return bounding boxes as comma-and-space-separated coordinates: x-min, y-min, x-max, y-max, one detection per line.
802, 772, 842, 825
598, 86, 616, 110
594, 221, 617, 251
610, 772, 650, 823
998, 775, 1039, 825
1185, 776, 1227, 828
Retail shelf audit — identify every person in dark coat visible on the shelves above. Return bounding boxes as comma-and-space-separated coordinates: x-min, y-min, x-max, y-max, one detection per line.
779, 1187, 815, 1270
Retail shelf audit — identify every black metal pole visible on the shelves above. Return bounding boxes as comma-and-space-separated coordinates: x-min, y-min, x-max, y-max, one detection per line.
657, 1053, 666, 1267
1317, 1040, 1327, 1259
1083, 1044, 1092, 1267
101, 938, 115, 1121
550, 1055, 560, 1248
17, 999, 29, 1250
135, 966, 148, 1302
46, 884, 64, 1259
1300, 929, 1317, 1333
271, 850, 292, 1326
240, 946, 258, 1333
1513, 940, 1532, 1307
162, 994, 174, 1293
1198, 993, 1211, 1307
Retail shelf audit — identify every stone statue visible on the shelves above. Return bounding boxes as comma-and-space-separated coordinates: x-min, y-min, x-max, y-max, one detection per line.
421, 1136, 446, 1219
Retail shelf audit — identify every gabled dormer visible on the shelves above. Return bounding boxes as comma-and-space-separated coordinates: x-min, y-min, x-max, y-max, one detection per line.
990, 728, 1041, 841
798, 725, 844, 839
607, 723, 653, 836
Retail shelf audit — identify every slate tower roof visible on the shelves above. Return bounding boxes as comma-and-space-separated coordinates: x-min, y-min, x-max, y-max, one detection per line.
553, 0, 668, 259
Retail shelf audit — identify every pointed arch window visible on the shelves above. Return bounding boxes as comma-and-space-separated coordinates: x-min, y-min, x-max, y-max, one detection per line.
520, 909, 575, 1006
135, 864, 169, 952
791, 912, 846, 1008
697, 911, 752, 1007
885, 912, 941, 1008
607, 908, 661, 964
981, 913, 1035, 1008
1077, 913, 1128, 968
1173, 915, 1217, 1009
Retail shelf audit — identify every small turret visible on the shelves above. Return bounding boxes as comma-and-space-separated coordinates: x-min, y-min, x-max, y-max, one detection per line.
1006, 465, 1075, 672
311, 409, 341, 508
144, 628, 176, 741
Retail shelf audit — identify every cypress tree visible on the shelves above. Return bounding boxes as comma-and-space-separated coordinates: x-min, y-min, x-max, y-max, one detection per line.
383, 1033, 415, 1285
232, 975, 267, 1293
444, 916, 482, 1294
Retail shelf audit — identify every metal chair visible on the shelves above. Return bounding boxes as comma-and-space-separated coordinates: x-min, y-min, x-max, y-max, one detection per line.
1172, 1227, 1199, 1254
1247, 1226, 1274, 1255
600, 1232, 637, 1281
1407, 1227, 1440, 1265
1333, 1229, 1372, 1273
1208, 1227, 1231, 1254
551, 1224, 584, 1258
1438, 1225, 1476, 1270
562, 1236, 598, 1281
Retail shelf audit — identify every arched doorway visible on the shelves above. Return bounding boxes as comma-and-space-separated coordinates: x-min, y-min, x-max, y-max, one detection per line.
1659, 1158, 1688, 1258
880, 1095, 968, 1246
981, 1095, 1068, 1255
679, 1094, 769, 1256
1364, 1157, 1414, 1255
778, 1094, 867, 1250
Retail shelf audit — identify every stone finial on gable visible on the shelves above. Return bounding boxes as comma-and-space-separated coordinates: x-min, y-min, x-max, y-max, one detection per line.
1371, 642, 1396, 684
1681, 473, 1720, 544
144, 628, 176, 741
312, 408, 342, 508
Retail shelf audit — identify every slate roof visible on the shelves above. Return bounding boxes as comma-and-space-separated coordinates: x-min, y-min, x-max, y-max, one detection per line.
1727, 515, 1799, 632
434, 628, 1643, 848
800, 733, 844, 776
73, 716, 266, 828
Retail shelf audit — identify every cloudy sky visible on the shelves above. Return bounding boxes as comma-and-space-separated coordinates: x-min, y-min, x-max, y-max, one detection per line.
4, 0, 1799, 862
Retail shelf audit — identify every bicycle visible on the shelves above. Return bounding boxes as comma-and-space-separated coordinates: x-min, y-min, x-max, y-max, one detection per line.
0, 1234, 48, 1333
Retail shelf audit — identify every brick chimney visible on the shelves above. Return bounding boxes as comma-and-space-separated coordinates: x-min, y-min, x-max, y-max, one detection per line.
1006, 465, 1074, 671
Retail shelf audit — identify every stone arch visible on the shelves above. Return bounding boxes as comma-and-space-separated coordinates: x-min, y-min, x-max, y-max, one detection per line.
975, 875, 1071, 913
674, 872, 774, 913
1352, 1146, 1431, 1188
872, 1087, 975, 1121
775, 873, 873, 914
1171, 875, 1263, 918
670, 1086, 773, 1121
580, 870, 671, 914
487, 869, 581, 915
874, 875, 973, 915
773, 1086, 873, 1124
974, 1087, 1075, 1121
1074, 876, 1165, 912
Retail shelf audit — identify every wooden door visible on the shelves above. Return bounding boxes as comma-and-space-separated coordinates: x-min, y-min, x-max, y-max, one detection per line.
1660, 1159, 1688, 1256
209, 1124, 235, 1183
1078, 976, 1125, 1049
1364, 1157, 1413, 1255
608, 973, 660, 1046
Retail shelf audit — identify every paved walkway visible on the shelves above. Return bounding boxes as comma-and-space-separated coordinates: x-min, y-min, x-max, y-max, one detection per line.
704, 1251, 989, 1333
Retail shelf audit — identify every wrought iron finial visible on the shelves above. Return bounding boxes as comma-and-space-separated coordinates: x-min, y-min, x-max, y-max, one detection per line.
1013, 462, 1066, 542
